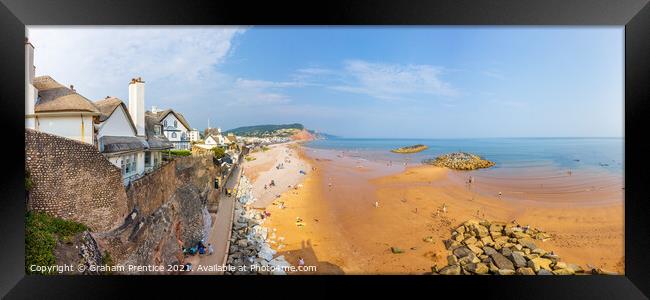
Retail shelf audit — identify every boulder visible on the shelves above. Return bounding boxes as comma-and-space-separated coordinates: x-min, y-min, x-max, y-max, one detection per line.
456, 226, 466, 234
567, 263, 584, 273
467, 244, 484, 255
519, 238, 537, 250
532, 248, 546, 256
459, 252, 480, 265
453, 246, 472, 258
554, 262, 568, 270
438, 265, 461, 275
480, 236, 495, 246
489, 224, 503, 233
444, 239, 461, 250
490, 252, 515, 270
473, 225, 490, 238
465, 262, 489, 274
447, 255, 458, 265
552, 268, 575, 275
391, 247, 404, 254
528, 257, 552, 272
501, 247, 512, 258
511, 252, 527, 268
497, 269, 516, 275
463, 236, 478, 245
453, 233, 465, 242
516, 267, 536, 275
482, 246, 498, 256
537, 269, 553, 275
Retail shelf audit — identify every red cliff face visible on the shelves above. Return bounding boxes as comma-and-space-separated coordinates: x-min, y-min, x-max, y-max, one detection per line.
291, 129, 316, 141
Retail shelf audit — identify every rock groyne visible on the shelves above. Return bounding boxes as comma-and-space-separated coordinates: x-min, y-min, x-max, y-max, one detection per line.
433, 219, 616, 275
391, 144, 429, 154
422, 152, 495, 170
225, 176, 290, 275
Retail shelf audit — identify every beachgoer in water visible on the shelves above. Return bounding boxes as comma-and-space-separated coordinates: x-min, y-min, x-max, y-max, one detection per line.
498, 192, 502, 198
374, 201, 379, 208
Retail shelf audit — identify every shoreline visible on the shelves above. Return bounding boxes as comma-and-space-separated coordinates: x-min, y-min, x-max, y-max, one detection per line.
246, 143, 624, 274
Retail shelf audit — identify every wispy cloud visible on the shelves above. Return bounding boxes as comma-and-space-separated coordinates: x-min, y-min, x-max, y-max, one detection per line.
28, 27, 307, 125
329, 60, 459, 100
481, 69, 507, 80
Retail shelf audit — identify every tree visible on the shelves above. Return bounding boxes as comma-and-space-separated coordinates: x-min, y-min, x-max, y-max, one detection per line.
212, 147, 226, 159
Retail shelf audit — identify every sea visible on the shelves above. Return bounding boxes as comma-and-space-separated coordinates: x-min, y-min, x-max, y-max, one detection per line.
305, 138, 624, 201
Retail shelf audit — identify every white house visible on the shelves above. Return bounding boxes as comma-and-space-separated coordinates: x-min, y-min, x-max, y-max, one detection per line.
26, 42, 100, 145
149, 107, 191, 150
28, 75, 100, 145
94, 78, 173, 185
94, 96, 147, 184
188, 129, 201, 142
205, 133, 227, 147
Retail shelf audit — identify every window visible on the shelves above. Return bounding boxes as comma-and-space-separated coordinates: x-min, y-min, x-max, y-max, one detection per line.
154, 125, 161, 135
120, 159, 125, 175
125, 157, 131, 174
174, 120, 178, 128
172, 132, 177, 138
145, 152, 151, 166
164, 120, 168, 127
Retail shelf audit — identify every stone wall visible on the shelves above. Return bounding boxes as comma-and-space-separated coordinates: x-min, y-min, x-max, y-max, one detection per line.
25, 129, 128, 232
95, 155, 224, 269
126, 160, 177, 217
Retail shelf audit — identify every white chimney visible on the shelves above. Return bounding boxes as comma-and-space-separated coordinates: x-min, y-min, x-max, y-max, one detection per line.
128, 77, 145, 136
25, 38, 37, 129
151, 105, 159, 113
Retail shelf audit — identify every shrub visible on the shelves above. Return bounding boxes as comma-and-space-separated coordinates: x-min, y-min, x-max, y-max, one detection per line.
212, 147, 226, 159
245, 155, 256, 162
168, 149, 192, 157
25, 211, 88, 274
25, 170, 34, 191
261, 146, 270, 152
101, 251, 114, 275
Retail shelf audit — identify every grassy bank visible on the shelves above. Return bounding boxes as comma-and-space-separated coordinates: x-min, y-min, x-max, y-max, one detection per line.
25, 211, 88, 274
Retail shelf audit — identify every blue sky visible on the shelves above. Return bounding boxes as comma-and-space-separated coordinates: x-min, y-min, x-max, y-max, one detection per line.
29, 26, 623, 138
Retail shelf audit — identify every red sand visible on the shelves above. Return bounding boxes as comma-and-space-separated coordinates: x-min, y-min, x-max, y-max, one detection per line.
257, 145, 624, 274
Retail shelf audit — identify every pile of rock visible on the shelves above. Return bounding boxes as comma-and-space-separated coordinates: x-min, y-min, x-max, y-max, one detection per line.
422, 152, 495, 170
433, 219, 587, 275
390, 144, 429, 154
225, 176, 291, 275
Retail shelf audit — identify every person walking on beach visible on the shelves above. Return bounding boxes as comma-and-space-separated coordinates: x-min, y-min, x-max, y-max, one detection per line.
298, 257, 305, 267
208, 243, 214, 255
374, 201, 379, 208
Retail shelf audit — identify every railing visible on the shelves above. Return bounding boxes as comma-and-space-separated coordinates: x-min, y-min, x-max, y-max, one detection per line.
123, 172, 143, 187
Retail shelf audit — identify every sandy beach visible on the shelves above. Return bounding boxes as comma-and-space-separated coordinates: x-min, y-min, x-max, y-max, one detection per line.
244, 143, 624, 274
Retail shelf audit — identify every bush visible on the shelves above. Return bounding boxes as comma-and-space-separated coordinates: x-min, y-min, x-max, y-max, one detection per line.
168, 149, 192, 157
25, 170, 34, 191
245, 155, 256, 162
212, 147, 226, 159
261, 146, 270, 152
101, 251, 114, 275
25, 211, 88, 274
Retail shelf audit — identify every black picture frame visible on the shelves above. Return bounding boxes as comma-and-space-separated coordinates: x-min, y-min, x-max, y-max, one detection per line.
1, 0, 648, 298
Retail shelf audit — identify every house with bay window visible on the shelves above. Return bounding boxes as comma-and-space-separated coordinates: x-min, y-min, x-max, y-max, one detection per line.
94, 78, 173, 185
149, 107, 192, 150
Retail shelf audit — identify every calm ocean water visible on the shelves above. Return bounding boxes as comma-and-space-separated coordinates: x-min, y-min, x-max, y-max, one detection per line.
305, 138, 624, 178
